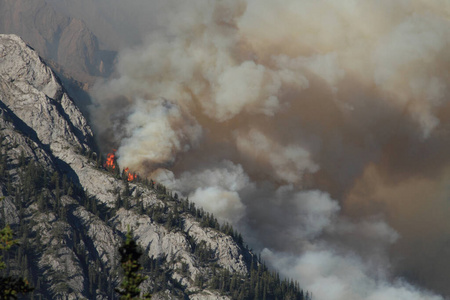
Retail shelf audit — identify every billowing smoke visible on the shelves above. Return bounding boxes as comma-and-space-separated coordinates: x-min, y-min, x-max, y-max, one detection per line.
91, 0, 450, 299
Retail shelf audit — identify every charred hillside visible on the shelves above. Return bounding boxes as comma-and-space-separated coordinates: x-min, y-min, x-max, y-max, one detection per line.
0, 34, 309, 299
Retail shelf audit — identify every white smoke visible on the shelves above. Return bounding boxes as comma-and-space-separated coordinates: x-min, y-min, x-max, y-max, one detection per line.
262, 249, 443, 300
156, 160, 249, 224
273, 187, 339, 239
116, 98, 202, 170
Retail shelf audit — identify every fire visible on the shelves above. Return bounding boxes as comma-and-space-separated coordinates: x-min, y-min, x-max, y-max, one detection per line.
124, 167, 137, 182
104, 150, 137, 182
127, 172, 137, 182
104, 150, 117, 169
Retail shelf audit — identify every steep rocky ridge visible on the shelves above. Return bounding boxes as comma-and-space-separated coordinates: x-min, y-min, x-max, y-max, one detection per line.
0, 34, 307, 299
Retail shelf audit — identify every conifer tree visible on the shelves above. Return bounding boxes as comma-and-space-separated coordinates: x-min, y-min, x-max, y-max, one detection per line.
0, 224, 33, 299
116, 227, 151, 300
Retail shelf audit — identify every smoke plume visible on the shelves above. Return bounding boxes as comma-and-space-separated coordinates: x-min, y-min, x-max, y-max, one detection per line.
91, 0, 450, 299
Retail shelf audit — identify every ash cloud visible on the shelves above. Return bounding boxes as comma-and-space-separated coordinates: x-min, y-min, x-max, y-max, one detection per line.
91, 0, 450, 298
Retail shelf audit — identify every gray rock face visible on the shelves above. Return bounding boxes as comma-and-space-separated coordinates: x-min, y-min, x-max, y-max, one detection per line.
71, 204, 120, 267
184, 216, 248, 274
0, 34, 92, 149
0, 34, 252, 299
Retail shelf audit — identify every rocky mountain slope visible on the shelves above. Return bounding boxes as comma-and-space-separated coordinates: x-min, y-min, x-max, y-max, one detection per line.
0, 34, 307, 299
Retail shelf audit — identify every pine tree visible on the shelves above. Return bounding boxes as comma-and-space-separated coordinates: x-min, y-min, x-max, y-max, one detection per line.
0, 224, 33, 299
116, 227, 151, 300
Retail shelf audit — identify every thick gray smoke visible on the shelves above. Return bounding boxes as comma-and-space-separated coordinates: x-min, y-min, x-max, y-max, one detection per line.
91, 0, 450, 299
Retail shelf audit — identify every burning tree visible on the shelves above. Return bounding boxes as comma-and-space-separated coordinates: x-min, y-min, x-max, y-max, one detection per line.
104, 150, 118, 171
124, 168, 137, 182
104, 151, 138, 182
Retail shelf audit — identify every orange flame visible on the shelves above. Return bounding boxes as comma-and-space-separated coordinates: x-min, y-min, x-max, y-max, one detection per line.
104, 150, 137, 182
127, 172, 137, 182
104, 150, 116, 169
124, 167, 137, 182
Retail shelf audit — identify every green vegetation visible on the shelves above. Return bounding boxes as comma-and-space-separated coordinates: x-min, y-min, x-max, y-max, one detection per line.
105, 164, 309, 299
116, 228, 151, 300
0, 138, 310, 299
0, 224, 33, 299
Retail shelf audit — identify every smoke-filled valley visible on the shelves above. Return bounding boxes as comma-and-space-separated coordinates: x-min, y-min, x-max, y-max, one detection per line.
88, 1, 450, 299
3, 0, 447, 299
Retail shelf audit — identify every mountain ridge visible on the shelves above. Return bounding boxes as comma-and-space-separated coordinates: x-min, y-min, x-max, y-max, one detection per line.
0, 34, 308, 300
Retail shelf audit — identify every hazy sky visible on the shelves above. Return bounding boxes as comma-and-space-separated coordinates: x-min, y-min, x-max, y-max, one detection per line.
87, 1, 450, 299
44, 0, 169, 49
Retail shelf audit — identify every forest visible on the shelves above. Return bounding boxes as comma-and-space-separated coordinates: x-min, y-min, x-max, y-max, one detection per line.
0, 140, 310, 299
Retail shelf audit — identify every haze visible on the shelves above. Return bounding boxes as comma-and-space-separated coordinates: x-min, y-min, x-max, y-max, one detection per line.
84, 1, 450, 299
